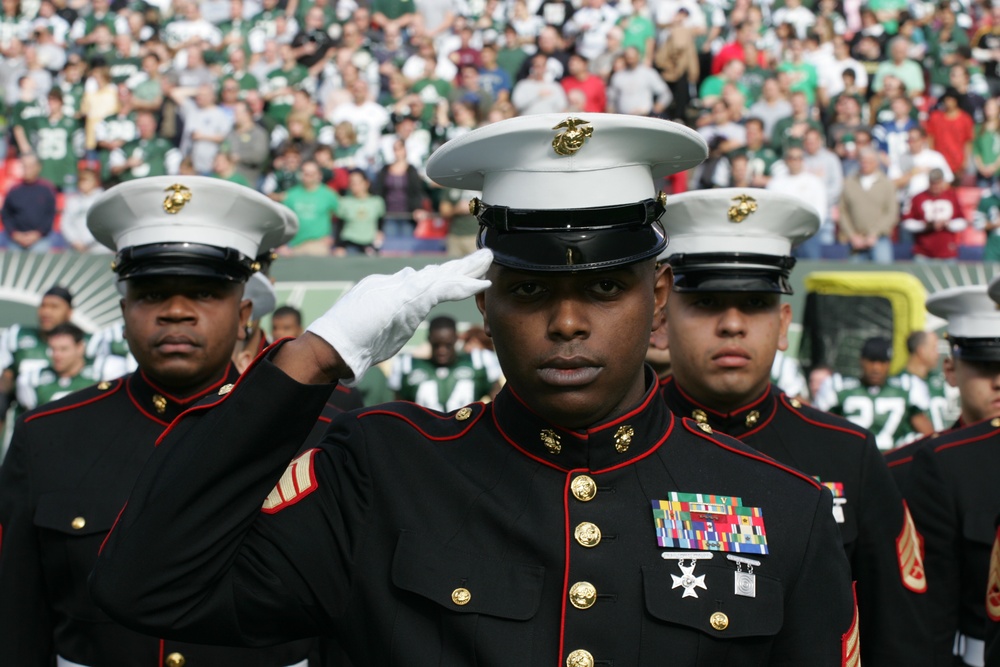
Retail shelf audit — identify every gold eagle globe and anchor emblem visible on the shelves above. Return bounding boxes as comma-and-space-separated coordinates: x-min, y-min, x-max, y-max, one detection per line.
728, 194, 758, 223
163, 184, 193, 214
552, 118, 594, 156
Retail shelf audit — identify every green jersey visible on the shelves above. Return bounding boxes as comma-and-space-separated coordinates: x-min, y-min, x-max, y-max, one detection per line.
108, 55, 143, 85
264, 66, 310, 125
815, 373, 924, 450
974, 191, 1000, 262
11, 98, 47, 130
110, 136, 179, 181
26, 115, 83, 190
15, 363, 102, 412
388, 350, 500, 412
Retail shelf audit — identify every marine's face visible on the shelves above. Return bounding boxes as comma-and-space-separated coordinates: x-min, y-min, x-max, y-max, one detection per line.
664, 291, 790, 409
944, 356, 1000, 422
37, 295, 72, 332
477, 261, 669, 430
122, 276, 250, 393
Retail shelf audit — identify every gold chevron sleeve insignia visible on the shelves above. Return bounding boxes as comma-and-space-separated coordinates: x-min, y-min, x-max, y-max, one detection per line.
841, 585, 860, 667
262, 448, 321, 514
897, 502, 927, 593
988, 526, 1000, 621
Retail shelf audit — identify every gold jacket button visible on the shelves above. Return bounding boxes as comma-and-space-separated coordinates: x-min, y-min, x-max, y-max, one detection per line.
165, 652, 186, 667
218, 383, 234, 396
691, 409, 708, 423
456, 407, 472, 421
992, 418, 1000, 428
574, 521, 602, 547
451, 587, 471, 606
97, 381, 111, 390
71, 516, 86, 530
710, 612, 729, 631
697, 422, 713, 434
566, 648, 594, 667
789, 398, 802, 409
569, 581, 597, 609
570, 475, 597, 502
745, 410, 760, 427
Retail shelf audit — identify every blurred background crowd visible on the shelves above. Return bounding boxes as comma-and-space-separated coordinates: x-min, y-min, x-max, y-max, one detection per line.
1, 0, 1000, 260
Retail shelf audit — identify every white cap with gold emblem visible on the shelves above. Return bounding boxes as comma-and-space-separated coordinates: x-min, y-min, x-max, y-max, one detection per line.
927, 285, 1000, 362
87, 176, 298, 282
426, 113, 707, 271
658, 188, 820, 294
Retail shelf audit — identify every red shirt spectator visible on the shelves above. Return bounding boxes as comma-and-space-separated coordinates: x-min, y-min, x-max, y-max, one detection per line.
902, 169, 968, 259
561, 53, 607, 112
925, 89, 974, 176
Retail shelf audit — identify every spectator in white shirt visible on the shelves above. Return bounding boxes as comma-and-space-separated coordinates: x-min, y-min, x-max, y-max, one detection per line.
767, 145, 829, 258
607, 46, 671, 116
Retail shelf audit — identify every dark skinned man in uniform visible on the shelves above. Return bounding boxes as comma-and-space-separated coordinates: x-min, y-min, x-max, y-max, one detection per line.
885, 285, 1000, 497
654, 189, 929, 667
905, 284, 1000, 667
0, 176, 318, 667
91, 114, 857, 666
985, 275, 1000, 665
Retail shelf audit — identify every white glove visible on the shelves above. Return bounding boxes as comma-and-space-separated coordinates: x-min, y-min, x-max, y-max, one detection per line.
307, 249, 493, 385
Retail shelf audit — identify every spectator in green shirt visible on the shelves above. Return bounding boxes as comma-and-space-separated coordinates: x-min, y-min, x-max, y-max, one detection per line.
334, 169, 386, 256
211, 151, 251, 187
872, 37, 926, 96
282, 160, 339, 256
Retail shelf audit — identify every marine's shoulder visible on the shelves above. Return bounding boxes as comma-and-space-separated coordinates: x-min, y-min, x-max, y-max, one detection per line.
20, 376, 126, 426
678, 417, 824, 494
356, 400, 489, 441
925, 417, 1000, 458
774, 393, 871, 440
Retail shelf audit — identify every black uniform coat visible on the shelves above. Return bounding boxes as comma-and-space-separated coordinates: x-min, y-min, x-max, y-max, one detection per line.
906, 416, 1000, 666
0, 366, 315, 667
884, 419, 963, 498
660, 379, 931, 667
91, 351, 857, 667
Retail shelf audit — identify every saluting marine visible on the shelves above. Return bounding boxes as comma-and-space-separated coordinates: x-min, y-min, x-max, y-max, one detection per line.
0, 177, 317, 667
655, 189, 930, 666
91, 114, 857, 666
905, 282, 1000, 667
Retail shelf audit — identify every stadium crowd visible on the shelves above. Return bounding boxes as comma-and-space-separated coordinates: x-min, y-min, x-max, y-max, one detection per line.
0, 0, 999, 258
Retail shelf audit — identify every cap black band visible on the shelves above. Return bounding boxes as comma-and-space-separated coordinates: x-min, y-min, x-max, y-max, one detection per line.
475, 197, 668, 272
667, 252, 798, 294
114, 242, 256, 282
947, 336, 1000, 363
476, 198, 666, 233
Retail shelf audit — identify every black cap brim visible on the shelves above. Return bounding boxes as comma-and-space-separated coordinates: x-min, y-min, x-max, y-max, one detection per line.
480, 223, 667, 272
114, 243, 256, 282
668, 253, 797, 294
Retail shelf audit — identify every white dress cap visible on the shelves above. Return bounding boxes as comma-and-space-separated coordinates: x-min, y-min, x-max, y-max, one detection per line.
989, 273, 1000, 305
926, 285, 1000, 341
426, 113, 707, 209
88, 176, 298, 260
659, 188, 820, 259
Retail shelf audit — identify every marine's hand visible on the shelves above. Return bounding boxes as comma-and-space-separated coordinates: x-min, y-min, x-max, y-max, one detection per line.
304, 249, 493, 384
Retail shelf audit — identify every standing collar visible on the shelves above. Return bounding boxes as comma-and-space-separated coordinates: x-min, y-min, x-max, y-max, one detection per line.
659, 376, 777, 439
127, 365, 240, 425
491, 366, 674, 473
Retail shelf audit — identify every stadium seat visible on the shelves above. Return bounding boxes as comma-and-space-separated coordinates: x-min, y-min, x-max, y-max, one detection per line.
958, 245, 985, 261
820, 243, 851, 259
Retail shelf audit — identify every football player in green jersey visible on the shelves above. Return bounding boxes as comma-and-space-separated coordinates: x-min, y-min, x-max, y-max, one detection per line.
15, 323, 100, 412
388, 315, 501, 411
892, 330, 961, 433
0, 286, 76, 433
814, 336, 934, 449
